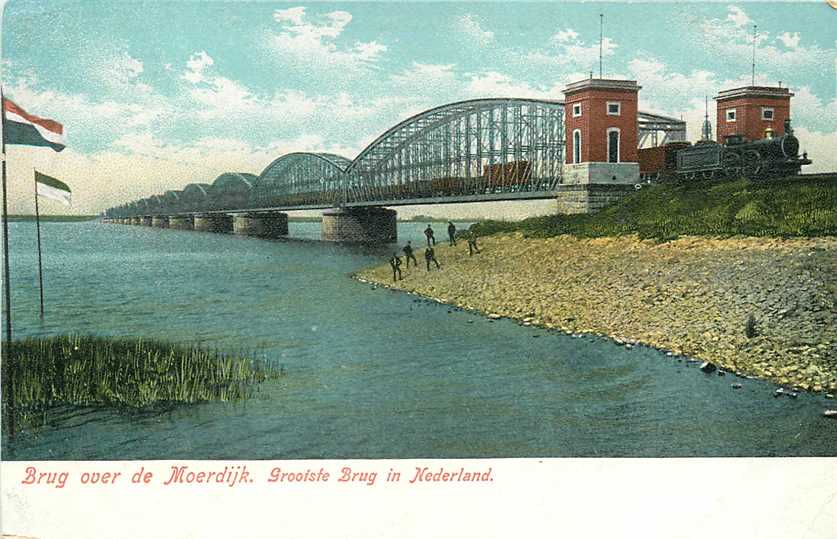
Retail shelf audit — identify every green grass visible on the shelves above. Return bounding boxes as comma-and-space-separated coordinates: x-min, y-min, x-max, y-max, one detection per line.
469, 176, 837, 241
2, 335, 280, 433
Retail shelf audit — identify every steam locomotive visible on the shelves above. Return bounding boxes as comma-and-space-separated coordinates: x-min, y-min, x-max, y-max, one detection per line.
639, 119, 811, 181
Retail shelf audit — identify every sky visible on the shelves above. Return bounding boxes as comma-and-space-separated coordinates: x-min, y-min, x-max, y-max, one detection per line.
1, 1, 836, 217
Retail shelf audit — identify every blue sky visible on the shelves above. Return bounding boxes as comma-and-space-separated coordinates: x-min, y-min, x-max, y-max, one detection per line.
2, 1, 836, 215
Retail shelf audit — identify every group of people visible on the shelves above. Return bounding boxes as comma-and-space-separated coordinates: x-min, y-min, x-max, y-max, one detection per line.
388, 222, 481, 281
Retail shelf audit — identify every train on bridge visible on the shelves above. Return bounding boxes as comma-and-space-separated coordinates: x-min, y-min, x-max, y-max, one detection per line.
106, 82, 817, 221
639, 119, 811, 181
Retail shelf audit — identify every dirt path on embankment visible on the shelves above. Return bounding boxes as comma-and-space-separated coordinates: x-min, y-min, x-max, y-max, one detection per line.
356, 234, 837, 394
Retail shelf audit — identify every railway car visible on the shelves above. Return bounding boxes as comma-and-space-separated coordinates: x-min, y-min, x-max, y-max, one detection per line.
638, 142, 691, 180
483, 160, 532, 191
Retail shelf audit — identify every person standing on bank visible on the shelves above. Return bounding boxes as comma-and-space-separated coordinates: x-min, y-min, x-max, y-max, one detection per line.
468, 233, 481, 256
389, 253, 403, 281
425, 247, 440, 271
403, 240, 418, 268
424, 224, 436, 247
447, 221, 457, 246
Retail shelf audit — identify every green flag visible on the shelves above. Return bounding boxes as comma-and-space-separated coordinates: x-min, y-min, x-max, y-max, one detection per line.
35, 170, 72, 206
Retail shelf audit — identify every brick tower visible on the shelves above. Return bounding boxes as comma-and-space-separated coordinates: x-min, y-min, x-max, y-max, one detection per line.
714, 86, 792, 143
558, 78, 642, 213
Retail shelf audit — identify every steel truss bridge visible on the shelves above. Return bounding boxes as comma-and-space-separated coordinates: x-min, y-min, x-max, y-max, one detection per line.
106, 98, 685, 218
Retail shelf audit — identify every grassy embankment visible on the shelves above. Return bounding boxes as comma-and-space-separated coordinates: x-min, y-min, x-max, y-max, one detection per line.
2, 335, 279, 433
470, 176, 836, 240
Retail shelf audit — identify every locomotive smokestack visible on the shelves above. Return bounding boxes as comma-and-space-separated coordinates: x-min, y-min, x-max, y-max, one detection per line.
784, 118, 793, 135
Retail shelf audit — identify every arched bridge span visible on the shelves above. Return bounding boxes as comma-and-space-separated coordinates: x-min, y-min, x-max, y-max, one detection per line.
106, 98, 685, 218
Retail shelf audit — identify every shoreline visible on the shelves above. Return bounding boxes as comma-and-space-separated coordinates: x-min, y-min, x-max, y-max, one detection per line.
356, 233, 837, 395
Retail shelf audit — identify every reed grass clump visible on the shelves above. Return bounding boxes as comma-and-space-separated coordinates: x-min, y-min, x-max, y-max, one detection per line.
2, 335, 280, 432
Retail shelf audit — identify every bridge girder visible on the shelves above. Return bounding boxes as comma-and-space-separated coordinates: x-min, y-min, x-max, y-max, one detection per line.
345, 98, 566, 203
253, 152, 351, 207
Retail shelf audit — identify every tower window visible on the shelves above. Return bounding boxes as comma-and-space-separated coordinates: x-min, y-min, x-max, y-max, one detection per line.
572, 129, 582, 164
726, 109, 736, 122
762, 107, 774, 120
572, 103, 582, 117
607, 102, 621, 116
607, 128, 620, 163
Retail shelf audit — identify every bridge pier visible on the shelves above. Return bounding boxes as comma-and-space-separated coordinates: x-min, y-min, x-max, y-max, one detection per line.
194, 213, 233, 233
141, 216, 153, 226
557, 163, 640, 214
169, 215, 195, 230
233, 212, 288, 238
321, 207, 397, 243
151, 216, 170, 228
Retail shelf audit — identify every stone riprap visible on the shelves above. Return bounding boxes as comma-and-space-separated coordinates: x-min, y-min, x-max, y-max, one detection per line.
357, 234, 837, 393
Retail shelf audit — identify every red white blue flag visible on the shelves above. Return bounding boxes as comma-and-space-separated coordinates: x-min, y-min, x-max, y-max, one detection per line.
2, 98, 66, 152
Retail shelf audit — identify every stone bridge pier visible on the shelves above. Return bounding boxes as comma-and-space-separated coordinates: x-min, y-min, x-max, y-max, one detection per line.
141, 216, 153, 226
194, 213, 233, 233
233, 212, 288, 238
321, 207, 397, 243
169, 215, 195, 230
151, 216, 169, 228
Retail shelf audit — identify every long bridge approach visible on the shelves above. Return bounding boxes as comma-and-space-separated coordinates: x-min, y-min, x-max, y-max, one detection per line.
104, 96, 685, 242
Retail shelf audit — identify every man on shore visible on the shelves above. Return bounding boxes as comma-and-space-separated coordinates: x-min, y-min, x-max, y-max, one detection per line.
468, 233, 481, 256
424, 247, 440, 271
403, 240, 418, 267
389, 253, 403, 281
424, 224, 436, 247
447, 221, 457, 246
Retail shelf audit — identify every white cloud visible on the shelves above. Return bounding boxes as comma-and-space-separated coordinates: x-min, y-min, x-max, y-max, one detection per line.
792, 128, 837, 173
553, 29, 579, 43
5, 76, 168, 139
699, 6, 832, 73
182, 51, 214, 84
788, 85, 837, 132
527, 33, 617, 73
457, 14, 494, 46
726, 5, 751, 28
390, 62, 459, 98
466, 72, 562, 100
107, 52, 144, 84
267, 7, 386, 75
778, 32, 800, 49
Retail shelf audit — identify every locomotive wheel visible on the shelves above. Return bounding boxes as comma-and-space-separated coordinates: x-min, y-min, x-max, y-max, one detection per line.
742, 150, 761, 180
722, 152, 742, 178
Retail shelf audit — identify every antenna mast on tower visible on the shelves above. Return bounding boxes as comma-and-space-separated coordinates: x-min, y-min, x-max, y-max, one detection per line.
599, 13, 604, 78
751, 24, 758, 85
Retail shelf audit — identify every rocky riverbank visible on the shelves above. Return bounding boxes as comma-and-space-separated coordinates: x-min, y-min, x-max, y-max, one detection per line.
357, 234, 837, 394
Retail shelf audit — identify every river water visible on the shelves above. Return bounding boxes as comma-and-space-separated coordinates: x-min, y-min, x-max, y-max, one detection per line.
2, 220, 835, 459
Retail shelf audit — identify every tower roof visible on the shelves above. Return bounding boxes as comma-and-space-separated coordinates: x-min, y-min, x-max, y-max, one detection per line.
563, 78, 641, 96
715, 86, 793, 101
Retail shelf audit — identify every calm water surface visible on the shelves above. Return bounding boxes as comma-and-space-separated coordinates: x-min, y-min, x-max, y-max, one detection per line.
3, 221, 836, 459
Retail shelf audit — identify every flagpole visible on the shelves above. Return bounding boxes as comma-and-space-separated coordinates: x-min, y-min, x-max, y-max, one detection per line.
33, 169, 45, 318
1, 89, 15, 438
1, 90, 12, 342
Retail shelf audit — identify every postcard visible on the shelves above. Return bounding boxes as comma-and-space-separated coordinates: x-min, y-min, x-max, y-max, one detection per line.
1, 1, 835, 537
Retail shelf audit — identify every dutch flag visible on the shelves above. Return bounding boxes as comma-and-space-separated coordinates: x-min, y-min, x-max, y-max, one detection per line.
2, 97, 66, 152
